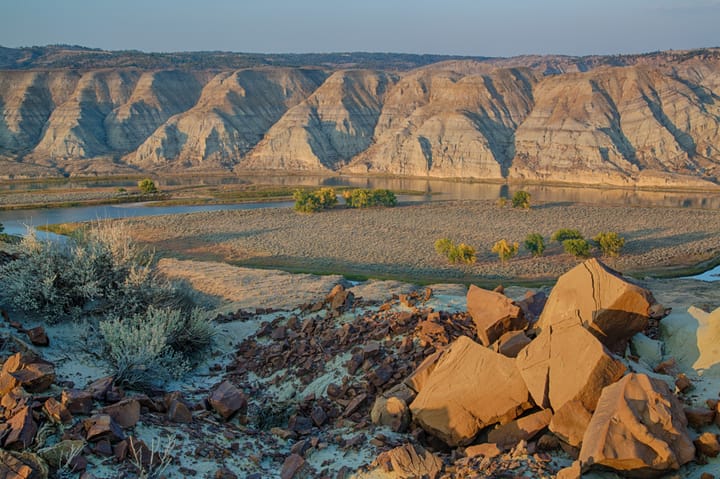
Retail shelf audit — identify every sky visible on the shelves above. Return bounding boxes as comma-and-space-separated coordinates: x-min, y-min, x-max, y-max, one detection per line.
1, 0, 719, 57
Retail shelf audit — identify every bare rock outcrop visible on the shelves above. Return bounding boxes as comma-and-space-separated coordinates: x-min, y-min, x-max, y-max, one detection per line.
515, 321, 626, 412
579, 373, 695, 477
409, 336, 532, 446
536, 258, 655, 352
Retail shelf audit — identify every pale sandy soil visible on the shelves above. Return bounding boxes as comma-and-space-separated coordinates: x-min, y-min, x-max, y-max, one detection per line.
120, 200, 720, 284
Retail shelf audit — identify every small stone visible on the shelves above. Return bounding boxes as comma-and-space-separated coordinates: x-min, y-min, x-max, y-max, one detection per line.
44, 398, 72, 424
280, 454, 305, 479
167, 399, 193, 423
86, 376, 115, 401
62, 389, 94, 415
4, 406, 38, 450
102, 399, 140, 428
695, 432, 720, 457
26, 326, 49, 346
83, 414, 125, 443
675, 373, 693, 393
214, 467, 239, 479
208, 381, 247, 420
684, 406, 715, 428
310, 406, 327, 427
465, 443, 502, 458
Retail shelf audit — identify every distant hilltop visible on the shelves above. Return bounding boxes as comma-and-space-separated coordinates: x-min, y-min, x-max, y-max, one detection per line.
1, 45, 720, 188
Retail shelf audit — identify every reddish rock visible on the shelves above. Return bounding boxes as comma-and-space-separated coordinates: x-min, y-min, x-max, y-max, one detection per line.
330, 289, 354, 312
310, 406, 327, 427
342, 393, 366, 417
492, 330, 532, 358
466, 285, 527, 346
373, 444, 443, 479
370, 396, 410, 433
26, 327, 49, 347
549, 400, 593, 448
4, 407, 38, 450
685, 406, 715, 428
86, 376, 114, 401
102, 399, 140, 428
516, 322, 626, 412
61, 389, 94, 415
44, 398, 72, 424
208, 381, 247, 420
167, 399, 192, 423
465, 443, 502, 458
280, 454, 306, 479
0, 449, 48, 479
11, 362, 55, 393
410, 336, 532, 447
675, 373, 693, 393
516, 290, 548, 323
83, 415, 125, 443
695, 432, 720, 457
487, 409, 553, 450
0, 371, 19, 396
579, 373, 695, 477
536, 259, 655, 352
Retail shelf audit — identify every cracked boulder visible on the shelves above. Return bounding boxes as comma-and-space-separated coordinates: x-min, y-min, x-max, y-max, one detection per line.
409, 336, 532, 447
536, 259, 655, 352
515, 321, 626, 412
579, 373, 695, 477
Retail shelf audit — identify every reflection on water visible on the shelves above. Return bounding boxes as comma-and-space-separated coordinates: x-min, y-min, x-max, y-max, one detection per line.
3, 174, 720, 209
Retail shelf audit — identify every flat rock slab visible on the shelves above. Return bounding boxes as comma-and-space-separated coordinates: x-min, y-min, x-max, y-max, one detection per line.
157, 258, 343, 310
661, 306, 720, 377
580, 373, 695, 477
410, 336, 532, 447
487, 409, 553, 450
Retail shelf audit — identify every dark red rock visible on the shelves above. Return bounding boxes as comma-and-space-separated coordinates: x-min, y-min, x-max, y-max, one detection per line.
3, 406, 37, 450
167, 399, 192, 423
86, 376, 115, 401
208, 381, 247, 420
311, 406, 328, 427
281, 454, 306, 479
61, 389, 94, 415
44, 398, 72, 424
26, 326, 49, 347
83, 415, 125, 443
11, 363, 55, 393
685, 406, 715, 428
102, 399, 140, 428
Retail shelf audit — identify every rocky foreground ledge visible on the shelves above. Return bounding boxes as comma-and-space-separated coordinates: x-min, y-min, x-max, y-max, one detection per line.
1, 258, 720, 478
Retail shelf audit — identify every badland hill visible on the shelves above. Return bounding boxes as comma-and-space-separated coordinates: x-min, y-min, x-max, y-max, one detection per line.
2, 45, 720, 187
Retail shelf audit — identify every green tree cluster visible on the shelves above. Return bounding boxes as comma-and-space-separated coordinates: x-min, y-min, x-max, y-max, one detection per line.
492, 239, 519, 263
523, 233, 545, 257
342, 188, 397, 208
293, 188, 338, 213
434, 238, 476, 264
593, 232, 626, 257
511, 190, 531, 209
138, 178, 158, 194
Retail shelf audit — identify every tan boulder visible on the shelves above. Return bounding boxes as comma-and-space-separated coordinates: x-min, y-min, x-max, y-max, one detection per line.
467, 285, 527, 346
548, 400, 592, 448
464, 443, 502, 458
404, 349, 444, 393
372, 444, 443, 479
537, 259, 654, 351
410, 336, 532, 447
579, 373, 695, 477
486, 409, 553, 450
370, 396, 410, 433
492, 330, 532, 358
516, 321, 626, 411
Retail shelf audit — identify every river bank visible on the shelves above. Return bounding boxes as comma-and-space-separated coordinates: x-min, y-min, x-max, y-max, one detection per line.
116, 199, 720, 285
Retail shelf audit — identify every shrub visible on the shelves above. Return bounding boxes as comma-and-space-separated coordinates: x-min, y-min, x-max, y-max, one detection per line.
551, 228, 584, 243
496, 197, 508, 208
293, 188, 338, 213
563, 239, 591, 258
434, 238, 476, 264
344, 188, 397, 208
434, 238, 454, 257
492, 239, 519, 263
0, 222, 180, 322
138, 178, 158, 194
593, 231, 625, 257
523, 233, 545, 257
511, 190, 531, 209
99, 306, 214, 388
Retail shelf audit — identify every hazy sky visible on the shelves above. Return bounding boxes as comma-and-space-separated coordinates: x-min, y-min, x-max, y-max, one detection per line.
1, 0, 718, 57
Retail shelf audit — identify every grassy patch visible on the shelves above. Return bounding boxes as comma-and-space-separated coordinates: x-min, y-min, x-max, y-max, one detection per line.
35, 222, 86, 237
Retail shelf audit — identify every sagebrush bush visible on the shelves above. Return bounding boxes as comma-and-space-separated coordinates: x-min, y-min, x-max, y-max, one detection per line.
492, 239, 519, 263
100, 306, 214, 388
593, 231, 625, 257
523, 233, 545, 257
563, 238, 591, 258
293, 188, 338, 213
343, 188, 397, 208
551, 228, 584, 242
0, 222, 180, 322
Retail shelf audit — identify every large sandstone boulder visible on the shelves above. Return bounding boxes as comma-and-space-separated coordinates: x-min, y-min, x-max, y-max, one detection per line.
579, 373, 695, 477
486, 409, 553, 450
661, 306, 720, 376
515, 321, 626, 411
369, 444, 443, 479
467, 285, 527, 346
537, 259, 655, 351
409, 336, 532, 446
